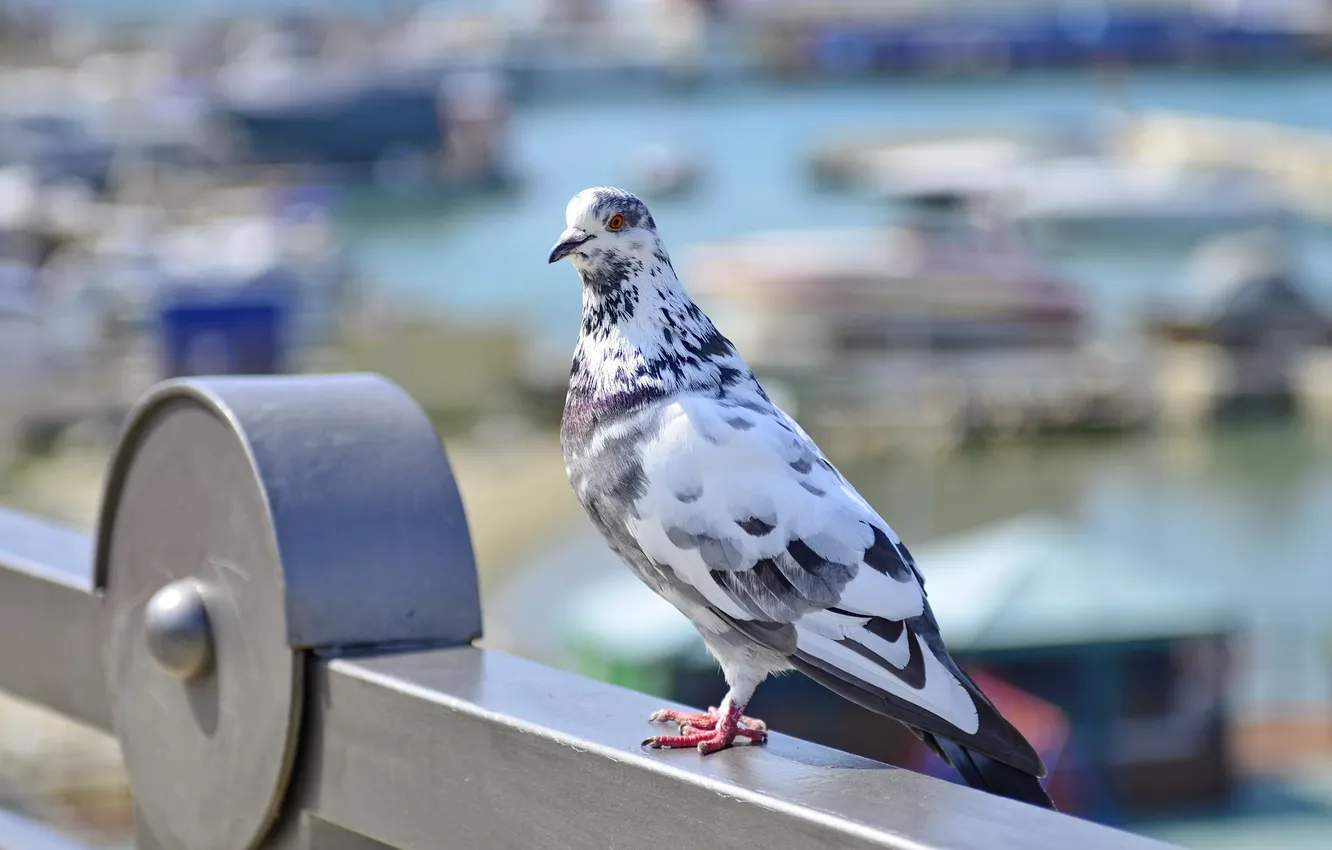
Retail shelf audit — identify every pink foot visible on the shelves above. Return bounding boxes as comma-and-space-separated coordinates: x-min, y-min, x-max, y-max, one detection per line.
644, 704, 768, 754
648, 706, 767, 733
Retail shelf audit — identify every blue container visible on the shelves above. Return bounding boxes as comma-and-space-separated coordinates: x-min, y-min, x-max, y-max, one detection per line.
157, 272, 295, 378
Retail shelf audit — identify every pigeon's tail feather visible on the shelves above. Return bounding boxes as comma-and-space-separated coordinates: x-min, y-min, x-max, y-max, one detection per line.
929, 734, 1057, 810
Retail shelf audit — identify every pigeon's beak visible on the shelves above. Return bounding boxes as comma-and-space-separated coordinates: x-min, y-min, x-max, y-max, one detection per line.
548, 228, 592, 264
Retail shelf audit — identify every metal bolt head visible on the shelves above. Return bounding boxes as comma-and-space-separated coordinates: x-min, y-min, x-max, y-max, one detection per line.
144, 579, 213, 680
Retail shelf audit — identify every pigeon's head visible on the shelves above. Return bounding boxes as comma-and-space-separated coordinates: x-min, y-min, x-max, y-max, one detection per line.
547, 187, 664, 279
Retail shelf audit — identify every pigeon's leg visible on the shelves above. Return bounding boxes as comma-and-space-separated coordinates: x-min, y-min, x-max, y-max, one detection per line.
643, 670, 766, 755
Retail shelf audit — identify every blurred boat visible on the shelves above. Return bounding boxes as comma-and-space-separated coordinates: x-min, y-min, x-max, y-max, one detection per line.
205, 34, 513, 200
1008, 158, 1293, 243
815, 112, 1312, 242
1118, 110, 1332, 224
0, 106, 114, 195
810, 116, 1112, 190
684, 213, 1153, 447
626, 142, 702, 200
686, 216, 1087, 366
1144, 227, 1332, 423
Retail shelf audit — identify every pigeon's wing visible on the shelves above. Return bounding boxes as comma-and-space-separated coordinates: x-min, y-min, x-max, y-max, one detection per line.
630, 394, 1044, 776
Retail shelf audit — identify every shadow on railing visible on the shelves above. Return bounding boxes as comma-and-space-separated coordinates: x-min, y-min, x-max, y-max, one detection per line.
0, 374, 1178, 850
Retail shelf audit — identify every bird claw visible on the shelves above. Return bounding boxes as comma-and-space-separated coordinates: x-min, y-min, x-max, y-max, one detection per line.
649, 706, 767, 733
644, 704, 768, 753
641, 726, 767, 754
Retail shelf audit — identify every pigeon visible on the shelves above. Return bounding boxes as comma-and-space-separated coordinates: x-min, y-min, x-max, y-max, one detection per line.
550, 187, 1055, 810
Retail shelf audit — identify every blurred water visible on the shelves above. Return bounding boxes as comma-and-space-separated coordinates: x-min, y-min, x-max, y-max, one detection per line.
851, 425, 1332, 718
343, 67, 1332, 348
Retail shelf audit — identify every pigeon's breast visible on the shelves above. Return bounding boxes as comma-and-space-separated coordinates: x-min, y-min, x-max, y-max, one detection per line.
562, 402, 662, 555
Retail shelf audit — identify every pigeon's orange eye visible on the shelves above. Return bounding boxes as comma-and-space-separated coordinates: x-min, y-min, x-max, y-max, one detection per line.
607, 214, 626, 232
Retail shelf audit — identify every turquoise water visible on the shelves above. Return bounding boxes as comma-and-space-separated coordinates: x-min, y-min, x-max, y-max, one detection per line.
343, 68, 1332, 348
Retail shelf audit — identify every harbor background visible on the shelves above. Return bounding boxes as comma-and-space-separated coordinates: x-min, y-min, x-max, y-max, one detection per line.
3, 1, 1332, 847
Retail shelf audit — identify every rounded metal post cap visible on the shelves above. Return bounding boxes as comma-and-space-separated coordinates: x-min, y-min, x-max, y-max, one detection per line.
144, 579, 213, 680
98, 375, 479, 850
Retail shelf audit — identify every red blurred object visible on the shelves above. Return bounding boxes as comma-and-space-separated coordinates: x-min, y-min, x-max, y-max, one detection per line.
905, 667, 1085, 812
967, 668, 1069, 755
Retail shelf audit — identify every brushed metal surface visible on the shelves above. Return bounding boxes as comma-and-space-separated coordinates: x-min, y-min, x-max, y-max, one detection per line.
282, 647, 1180, 850
102, 399, 301, 850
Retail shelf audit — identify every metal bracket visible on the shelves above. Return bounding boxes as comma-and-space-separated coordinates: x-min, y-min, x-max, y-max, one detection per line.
94, 374, 482, 850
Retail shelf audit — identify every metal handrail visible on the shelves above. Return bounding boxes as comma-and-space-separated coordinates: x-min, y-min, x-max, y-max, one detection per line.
0, 374, 1177, 850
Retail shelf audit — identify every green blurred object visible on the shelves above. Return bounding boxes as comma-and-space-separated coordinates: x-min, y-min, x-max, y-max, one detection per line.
556, 568, 712, 700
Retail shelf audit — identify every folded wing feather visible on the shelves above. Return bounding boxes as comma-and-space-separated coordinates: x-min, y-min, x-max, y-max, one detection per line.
629, 395, 980, 736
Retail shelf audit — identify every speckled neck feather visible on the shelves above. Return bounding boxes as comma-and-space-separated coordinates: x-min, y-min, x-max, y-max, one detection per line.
563, 240, 757, 436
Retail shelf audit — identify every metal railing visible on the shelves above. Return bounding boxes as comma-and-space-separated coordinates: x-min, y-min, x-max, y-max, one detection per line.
0, 374, 1177, 850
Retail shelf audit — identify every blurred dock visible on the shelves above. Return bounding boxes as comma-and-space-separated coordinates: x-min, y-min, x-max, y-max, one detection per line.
740, 0, 1332, 79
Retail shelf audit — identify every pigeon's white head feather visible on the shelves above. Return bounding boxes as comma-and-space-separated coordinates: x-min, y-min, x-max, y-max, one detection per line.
551, 187, 758, 417
552, 186, 665, 278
